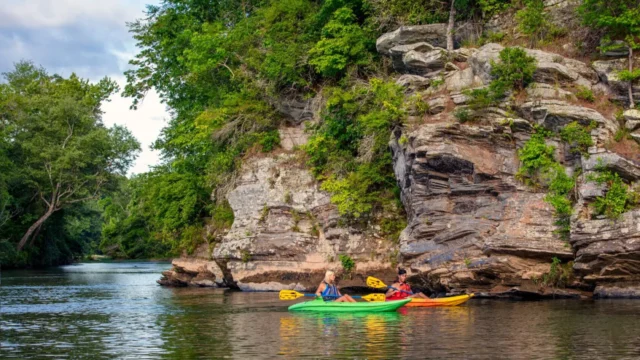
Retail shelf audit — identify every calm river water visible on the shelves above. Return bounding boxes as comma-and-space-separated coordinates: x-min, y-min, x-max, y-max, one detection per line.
2, 262, 640, 359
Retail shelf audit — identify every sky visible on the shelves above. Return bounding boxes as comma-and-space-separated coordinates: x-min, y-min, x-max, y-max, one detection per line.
0, 0, 168, 175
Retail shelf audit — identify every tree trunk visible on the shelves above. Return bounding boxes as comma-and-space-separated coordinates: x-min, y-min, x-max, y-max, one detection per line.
447, 0, 456, 53
16, 206, 56, 251
629, 46, 635, 108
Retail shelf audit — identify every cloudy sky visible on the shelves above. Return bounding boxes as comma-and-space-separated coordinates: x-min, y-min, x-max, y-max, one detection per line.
0, 0, 168, 175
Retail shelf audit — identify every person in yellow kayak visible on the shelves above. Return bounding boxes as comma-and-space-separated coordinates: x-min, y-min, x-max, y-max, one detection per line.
385, 268, 430, 300
315, 270, 356, 302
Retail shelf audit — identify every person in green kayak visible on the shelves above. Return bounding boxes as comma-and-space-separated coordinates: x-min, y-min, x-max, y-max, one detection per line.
385, 268, 430, 300
315, 270, 356, 302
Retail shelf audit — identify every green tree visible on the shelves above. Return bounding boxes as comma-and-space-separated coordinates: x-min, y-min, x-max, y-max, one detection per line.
516, 0, 548, 47
579, 0, 640, 107
0, 62, 140, 252
308, 7, 374, 77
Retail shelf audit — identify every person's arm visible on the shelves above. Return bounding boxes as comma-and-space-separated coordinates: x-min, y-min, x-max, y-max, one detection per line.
315, 283, 326, 297
385, 282, 399, 297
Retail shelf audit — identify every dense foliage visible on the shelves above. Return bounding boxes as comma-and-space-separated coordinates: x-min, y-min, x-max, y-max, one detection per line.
6, 0, 638, 265
108, 0, 426, 257
579, 0, 640, 107
0, 62, 140, 267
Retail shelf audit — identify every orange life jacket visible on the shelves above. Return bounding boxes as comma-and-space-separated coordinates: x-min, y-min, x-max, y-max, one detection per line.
386, 282, 412, 300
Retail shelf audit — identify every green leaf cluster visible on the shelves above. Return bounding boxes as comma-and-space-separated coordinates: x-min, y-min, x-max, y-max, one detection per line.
466, 47, 537, 110
579, 0, 640, 105
365, 0, 511, 30
476, 0, 512, 18
99, 170, 219, 258
339, 254, 356, 272
516, 0, 564, 47
306, 79, 405, 223
559, 121, 596, 155
579, 0, 640, 52
540, 257, 574, 287
491, 47, 537, 92
517, 131, 575, 239
309, 7, 375, 77
588, 165, 639, 219
575, 86, 595, 102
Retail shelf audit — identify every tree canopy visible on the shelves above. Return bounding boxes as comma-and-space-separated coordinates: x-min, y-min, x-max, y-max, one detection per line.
0, 62, 140, 267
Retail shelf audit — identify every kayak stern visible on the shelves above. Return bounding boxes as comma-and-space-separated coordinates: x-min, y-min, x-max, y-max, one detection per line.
405, 294, 474, 307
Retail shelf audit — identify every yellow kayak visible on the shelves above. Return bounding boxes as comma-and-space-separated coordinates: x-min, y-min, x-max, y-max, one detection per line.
403, 294, 474, 307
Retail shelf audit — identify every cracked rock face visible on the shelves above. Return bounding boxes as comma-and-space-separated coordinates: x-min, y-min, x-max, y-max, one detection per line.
377, 24, 450, 56
390, 123, 573, 292
571, 152, 640, 288
402, 49, 447, 76
376, 24, 640, 297
209, 150, 396, 291
571, 210, 640, 283
518, 100, 618, 142
592, 59, 640, 107
161, 23, 640, 298
469, 43, 598, 87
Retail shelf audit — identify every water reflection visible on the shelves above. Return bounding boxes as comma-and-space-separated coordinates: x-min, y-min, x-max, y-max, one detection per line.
4, 264, 640, 359
276, 311, 402, 358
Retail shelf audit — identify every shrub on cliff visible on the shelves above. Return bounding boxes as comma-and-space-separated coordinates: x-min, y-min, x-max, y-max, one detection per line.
588, 164, 639, 219
305, 78, 406, 235
516, 0, 549, 47
517, 130, 575, 239
560, 121, 596, 156
466, 47, 537, 109
308, 7, 375, 77
491, 47, 537, 92
540, 257, 574, 288
339, 254, 356, 273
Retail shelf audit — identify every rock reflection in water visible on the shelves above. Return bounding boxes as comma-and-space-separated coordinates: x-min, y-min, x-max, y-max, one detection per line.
4, 264, 640, 359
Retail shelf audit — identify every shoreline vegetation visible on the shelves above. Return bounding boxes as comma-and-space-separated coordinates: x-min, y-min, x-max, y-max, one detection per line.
2, 0, 640, 299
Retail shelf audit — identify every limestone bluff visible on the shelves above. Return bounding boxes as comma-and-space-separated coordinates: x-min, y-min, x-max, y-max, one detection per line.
159, 19, 640, 299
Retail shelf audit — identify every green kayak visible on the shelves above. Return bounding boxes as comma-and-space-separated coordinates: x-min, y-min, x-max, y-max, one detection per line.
288, 298, 410, 312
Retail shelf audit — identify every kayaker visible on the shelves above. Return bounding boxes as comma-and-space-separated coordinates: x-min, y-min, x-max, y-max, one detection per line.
315, 270, 356, 302
385, 269, 430, 300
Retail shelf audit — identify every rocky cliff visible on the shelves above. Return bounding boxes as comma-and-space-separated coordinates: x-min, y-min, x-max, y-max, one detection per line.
159, 12, 640, 298
159, 125, 399, 291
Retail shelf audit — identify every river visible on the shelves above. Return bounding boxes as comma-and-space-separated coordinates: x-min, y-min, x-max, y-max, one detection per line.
1, 262, 640, 359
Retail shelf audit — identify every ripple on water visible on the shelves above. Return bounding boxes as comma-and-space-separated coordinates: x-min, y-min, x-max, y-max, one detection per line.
3, 263, 640, 359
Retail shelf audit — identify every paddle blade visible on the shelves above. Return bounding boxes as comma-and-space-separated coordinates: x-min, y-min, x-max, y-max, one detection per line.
366, 276, 388, 289
279, 290, 304, 300
362, 293, 386, 302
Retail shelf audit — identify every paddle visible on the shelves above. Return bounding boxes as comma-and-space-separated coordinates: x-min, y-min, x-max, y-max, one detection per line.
279, 290, 386, 302
366, 276, 413, 295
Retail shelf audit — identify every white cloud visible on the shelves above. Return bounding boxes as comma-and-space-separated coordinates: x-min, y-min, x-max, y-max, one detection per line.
1, 0, 168, 176
101, 77, 168, 175
0, 0, 145, 28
